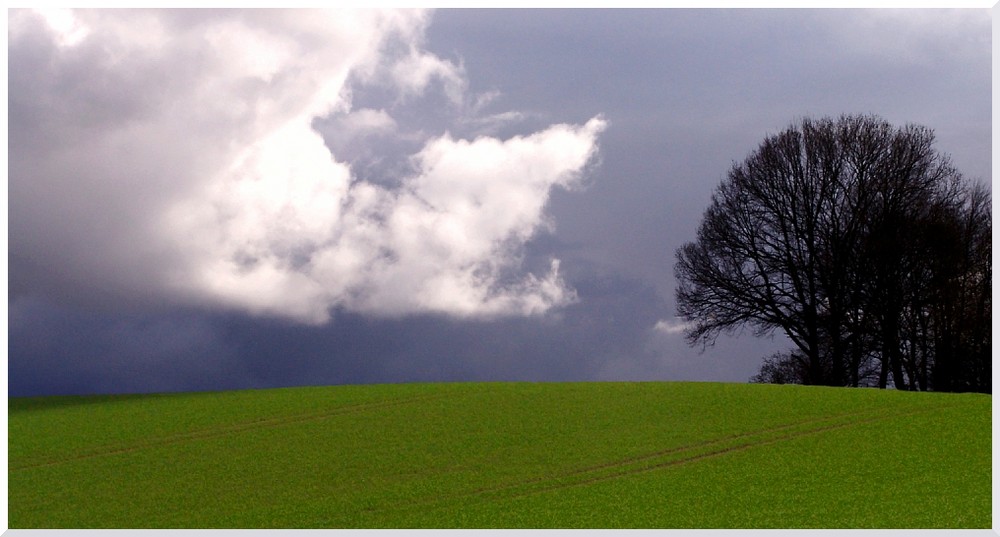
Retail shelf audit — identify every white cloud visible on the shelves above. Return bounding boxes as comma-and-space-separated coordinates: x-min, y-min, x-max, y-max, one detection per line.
341, 117, 606, 318
34, 8, 90, 47
9, 8, 606, 324
653, 318, 691, 336
390, 47, 467, 105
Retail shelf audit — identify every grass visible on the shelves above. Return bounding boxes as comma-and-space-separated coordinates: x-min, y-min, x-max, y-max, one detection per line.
7, 381, 991, 528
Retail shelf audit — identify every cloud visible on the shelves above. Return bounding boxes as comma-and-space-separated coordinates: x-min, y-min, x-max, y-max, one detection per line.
830, 9, 990, 67
390, 46, 467, 105
653, 318, 691, 336
31, 8, 90, 46
9, 8, 605, 324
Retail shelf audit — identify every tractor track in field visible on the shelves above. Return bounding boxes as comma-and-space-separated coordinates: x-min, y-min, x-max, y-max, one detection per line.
505, 403, 949, 499
361, 402, 952, 516
9, 393, 448, 472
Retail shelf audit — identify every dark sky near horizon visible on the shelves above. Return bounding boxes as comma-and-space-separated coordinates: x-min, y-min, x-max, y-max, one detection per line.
8, 8, 991, 396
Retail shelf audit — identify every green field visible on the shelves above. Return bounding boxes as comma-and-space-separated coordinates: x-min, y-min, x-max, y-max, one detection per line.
8, 381, 991, 528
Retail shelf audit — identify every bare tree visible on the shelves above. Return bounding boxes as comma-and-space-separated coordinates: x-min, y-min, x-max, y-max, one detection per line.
749, 351, 811, 385
675, 114, 989, 391
918, 182, 992, 392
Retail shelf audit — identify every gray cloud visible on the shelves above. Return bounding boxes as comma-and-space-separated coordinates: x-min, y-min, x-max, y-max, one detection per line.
8, 296, 252, 396
11, 269, 746, 396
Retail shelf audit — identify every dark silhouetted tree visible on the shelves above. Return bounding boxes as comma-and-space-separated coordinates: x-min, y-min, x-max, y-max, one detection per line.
676, 114, 990, 392
749, 351, 810, 385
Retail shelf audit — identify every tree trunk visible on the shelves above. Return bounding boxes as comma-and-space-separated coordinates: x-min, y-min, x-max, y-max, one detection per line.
878, 355, 889, 389
886, 328, 908, 391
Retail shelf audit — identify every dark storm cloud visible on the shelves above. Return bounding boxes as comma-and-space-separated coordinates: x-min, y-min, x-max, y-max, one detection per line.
9, 297, 252, 396
9, 271, 689, 396
8, 9, 990, 396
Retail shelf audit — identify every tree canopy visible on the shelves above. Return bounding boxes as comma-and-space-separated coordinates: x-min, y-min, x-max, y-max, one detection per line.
675, 114, 990, 392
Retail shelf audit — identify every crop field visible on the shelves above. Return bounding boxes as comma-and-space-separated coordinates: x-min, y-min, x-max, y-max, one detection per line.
8, 381, 991, 528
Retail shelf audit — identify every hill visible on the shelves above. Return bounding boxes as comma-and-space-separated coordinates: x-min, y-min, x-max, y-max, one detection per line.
8, 381, 991, 528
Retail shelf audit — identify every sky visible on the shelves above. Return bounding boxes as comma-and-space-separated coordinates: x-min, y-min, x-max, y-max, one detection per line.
7, 8, 992, 397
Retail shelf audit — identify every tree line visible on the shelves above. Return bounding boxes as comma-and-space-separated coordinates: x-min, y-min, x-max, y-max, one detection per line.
675, 114, 990, 392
